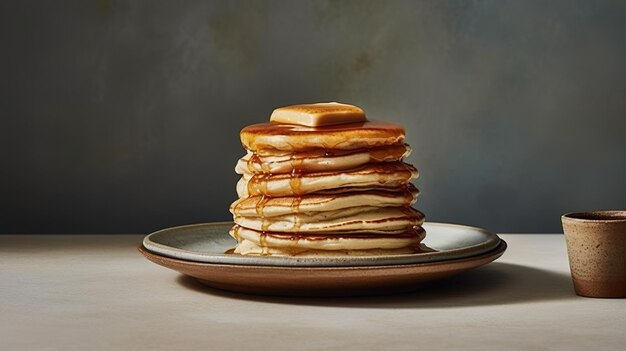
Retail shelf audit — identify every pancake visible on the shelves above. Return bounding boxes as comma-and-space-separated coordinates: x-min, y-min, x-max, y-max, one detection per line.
237, 162, 417, 197
230, 186, 418, 217
240, 120, 405, 153
234, 206, 425, 234
229, 102, 426, 257
236, 144, 411, 174
230, 225, 426, 253
307, 185, 414, 195
234, 240, 419, 256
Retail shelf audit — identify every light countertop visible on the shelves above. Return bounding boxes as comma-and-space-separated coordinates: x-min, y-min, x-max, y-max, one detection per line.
1, 234, 625, 350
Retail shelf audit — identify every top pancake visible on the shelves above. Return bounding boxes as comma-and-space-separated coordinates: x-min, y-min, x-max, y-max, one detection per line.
240, 120, 405, 153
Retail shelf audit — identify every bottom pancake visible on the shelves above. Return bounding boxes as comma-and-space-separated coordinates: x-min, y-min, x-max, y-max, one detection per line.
234, 239, 420, 256
230, 225, 426, 256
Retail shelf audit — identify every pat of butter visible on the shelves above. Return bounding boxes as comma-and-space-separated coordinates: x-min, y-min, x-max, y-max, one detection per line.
270, 102, 366, 127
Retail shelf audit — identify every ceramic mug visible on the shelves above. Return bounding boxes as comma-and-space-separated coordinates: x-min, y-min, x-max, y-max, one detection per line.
561, 211, 626, 298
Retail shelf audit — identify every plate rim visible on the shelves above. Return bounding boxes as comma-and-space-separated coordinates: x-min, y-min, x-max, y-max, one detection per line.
138, 241, 507, 296
139, 239, 507, 271
143, 221, 501, 267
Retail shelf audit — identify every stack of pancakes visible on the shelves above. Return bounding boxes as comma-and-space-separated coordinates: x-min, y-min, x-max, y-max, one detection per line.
229, 103, 425, 256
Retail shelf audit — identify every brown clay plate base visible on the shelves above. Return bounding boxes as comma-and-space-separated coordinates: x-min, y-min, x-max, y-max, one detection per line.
138, 240, 506, 297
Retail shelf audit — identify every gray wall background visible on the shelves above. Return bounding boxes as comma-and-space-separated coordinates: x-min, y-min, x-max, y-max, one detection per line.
2, 0, 625, 234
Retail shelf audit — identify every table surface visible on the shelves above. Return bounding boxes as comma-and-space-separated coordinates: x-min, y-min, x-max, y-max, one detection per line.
1, 233, 625, 351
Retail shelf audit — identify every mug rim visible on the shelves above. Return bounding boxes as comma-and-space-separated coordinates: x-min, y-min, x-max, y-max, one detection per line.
562, 210, 626, 223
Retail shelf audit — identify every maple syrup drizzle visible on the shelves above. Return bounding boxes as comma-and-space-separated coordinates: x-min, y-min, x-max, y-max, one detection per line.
247, 174, 269, 196
289, 155, 304, 195
255, 196, 269, 217
251, 144, 408, 168
290, 196, 303, 213
290, 196, 303, 232
259, 233, 268, 256
247, 175, 256, 195
246, 152, 258, 173
248, 152, 272, 174
260, 155, 271, 174
255, 195, 271, 232
292, 213, 301, 232
231, 225, 241, 241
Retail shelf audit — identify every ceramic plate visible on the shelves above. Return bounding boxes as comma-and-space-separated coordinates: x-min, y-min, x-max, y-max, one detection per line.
143, 222, 501, 267
139, 241, 506, 296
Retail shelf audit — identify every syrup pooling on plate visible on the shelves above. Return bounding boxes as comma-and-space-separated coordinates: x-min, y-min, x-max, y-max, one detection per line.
229, 102, 426, 256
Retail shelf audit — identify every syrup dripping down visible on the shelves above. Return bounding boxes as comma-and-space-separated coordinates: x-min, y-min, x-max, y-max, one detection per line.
289, 155, 304, 195
259, 233, 268, 256
256, 195, 271, 232
247, 174, 269, 196
246, 152, 258, 173
247, 151, 271, 174
288, 154, 305, 232
231, 225, 241, 241
291, 196, 303, 232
